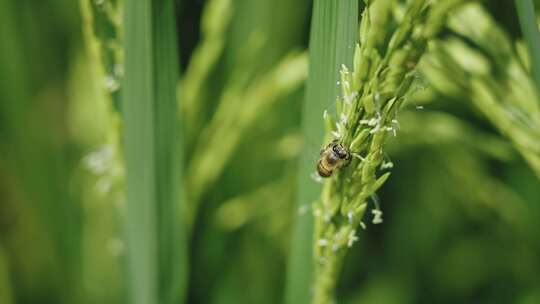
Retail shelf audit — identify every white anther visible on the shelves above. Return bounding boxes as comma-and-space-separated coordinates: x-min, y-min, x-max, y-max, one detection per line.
372, 209, 383, 224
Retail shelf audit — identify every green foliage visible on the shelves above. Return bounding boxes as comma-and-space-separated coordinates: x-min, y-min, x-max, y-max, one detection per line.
78, 1, 127, 303
80, 0, 123, 109
285, 1, 358, 303
422, 3, 540, 178
516, 0, 540, 96
308, 0, 458, 302
185, 52, 307, 231
180, 0, 310, 302
0, 1, 82, 303
2, 1, 540, 304
181, 0, 233, 139
123, 0, 186, 303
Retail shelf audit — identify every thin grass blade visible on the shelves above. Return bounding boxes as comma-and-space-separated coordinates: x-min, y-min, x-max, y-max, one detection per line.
516, 0, 540, 98
123, 0, 186, 303
284, 1, 358, 303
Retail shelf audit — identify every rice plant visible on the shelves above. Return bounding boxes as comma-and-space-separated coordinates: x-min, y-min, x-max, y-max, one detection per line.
2, 1, 540, 304
286, 1, 358, 303
298, 1, 465, 302
422, 3, 540, 178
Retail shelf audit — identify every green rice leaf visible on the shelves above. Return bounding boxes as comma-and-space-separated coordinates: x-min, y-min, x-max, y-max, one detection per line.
284, 1, 358, 303
516, 0, 540, 98
123, 0, 186, 303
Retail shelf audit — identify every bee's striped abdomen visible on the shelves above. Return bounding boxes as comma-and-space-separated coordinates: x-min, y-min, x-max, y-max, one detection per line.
317, 159, 333, 177
316, 140, 351, 178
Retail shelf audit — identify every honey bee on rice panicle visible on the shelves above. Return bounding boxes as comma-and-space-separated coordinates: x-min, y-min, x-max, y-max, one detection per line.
317, 139, 351, 178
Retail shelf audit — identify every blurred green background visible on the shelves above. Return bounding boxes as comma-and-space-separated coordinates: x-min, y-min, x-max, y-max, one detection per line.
1, 0, 539, 303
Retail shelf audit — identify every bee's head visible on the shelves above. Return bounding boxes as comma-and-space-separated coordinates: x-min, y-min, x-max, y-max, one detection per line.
332, 143, 350, 160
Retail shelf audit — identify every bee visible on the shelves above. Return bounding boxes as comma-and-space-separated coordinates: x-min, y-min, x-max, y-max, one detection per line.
317, 139, 351, 177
